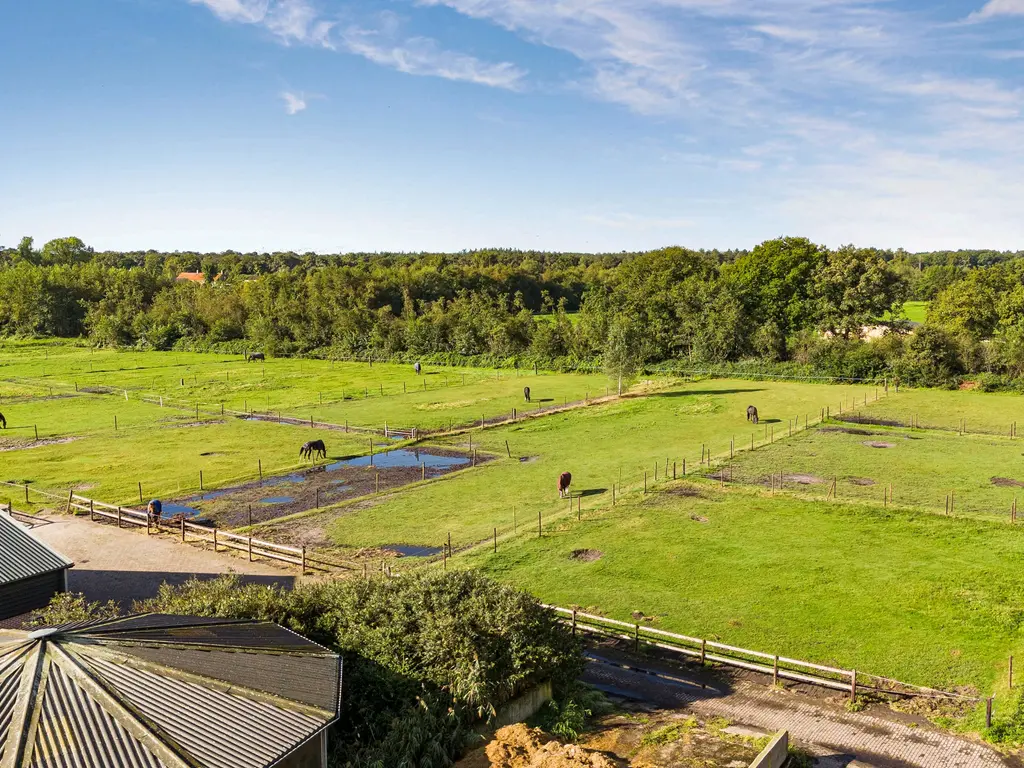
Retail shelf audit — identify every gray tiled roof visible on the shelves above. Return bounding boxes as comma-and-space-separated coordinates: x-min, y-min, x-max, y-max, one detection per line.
0, 512, 72, 586
0, 615, 342, 768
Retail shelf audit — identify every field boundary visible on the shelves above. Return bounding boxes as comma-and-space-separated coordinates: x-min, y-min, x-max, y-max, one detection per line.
0, 483, 355, 573
549, 606, 984, 709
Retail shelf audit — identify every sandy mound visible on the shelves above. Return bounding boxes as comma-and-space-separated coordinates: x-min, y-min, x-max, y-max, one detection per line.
849, 477, 876, 486
571, 549, 603, 562
484, 725, 619, 768
863, 441, 895, 449
0, 437, 78, 452
783, 473, 823, 485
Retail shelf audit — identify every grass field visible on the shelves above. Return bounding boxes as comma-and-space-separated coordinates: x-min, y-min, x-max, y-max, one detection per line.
903, 300, 929, 324
851, 386, 1024, 435
456, 488, 1024, 695
11, 340, 1024, 724
722, 424, 1024, 520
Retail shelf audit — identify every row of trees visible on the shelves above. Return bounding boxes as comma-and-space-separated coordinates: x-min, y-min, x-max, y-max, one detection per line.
4, 235, 1024, 386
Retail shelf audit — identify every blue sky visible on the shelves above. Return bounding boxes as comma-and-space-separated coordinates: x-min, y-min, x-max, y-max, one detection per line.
2, 0, 1023, 253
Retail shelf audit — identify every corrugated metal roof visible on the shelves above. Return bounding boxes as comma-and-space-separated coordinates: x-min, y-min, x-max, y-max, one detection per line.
0, 615, 341, 768
0, 513, 72, 586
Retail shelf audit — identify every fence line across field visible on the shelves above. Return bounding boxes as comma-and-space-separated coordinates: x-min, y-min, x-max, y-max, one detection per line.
546, 605, 983, 708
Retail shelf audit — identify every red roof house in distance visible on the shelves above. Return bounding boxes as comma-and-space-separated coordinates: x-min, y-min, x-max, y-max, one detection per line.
176, 271, 222, 283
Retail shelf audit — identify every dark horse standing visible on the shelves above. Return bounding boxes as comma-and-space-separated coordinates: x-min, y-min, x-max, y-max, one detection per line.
300, 439, 327, 460
746, 405, 759, 424
557, 471, 572, 498
524, 386, 531, 403
246, 352, 265, 362
0, 412, 5, 429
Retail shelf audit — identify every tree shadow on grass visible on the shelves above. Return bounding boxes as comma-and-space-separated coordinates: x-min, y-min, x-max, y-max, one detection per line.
577, 488, 608, 498
648, 388, 766, 398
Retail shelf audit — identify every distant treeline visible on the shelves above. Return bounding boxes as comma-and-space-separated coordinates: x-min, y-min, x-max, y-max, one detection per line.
3, 235, 1024, 388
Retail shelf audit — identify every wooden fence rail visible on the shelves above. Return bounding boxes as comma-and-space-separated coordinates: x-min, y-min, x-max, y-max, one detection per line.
546, 605, 979, 705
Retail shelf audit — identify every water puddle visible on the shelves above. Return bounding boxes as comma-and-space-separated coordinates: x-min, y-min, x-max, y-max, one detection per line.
260, 496, 295, 504
160, 502, 201, 518
384, 544, 443, 557
328, 449, 469, 471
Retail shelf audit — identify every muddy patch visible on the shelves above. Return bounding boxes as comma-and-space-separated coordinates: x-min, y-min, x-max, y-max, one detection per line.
163, 419, 225, 428
172, 446, 487, 528
570, 548, 603, 562
849, 477, 876, 486
0, 437, 78, 452
838, 415, 905, 428
518, 455, 539, 463
863, 441, 896, 449
665, 485, 701, 497
992, 477, 1024, 488
690, 515, 709, 523
783, 473, 823, 485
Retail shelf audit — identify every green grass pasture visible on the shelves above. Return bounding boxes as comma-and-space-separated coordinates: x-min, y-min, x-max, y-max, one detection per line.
853, 387, 1024, 435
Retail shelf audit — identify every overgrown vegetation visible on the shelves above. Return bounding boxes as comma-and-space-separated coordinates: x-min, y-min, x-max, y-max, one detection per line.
10, 236, 1024, 386
33, 571, 582, 768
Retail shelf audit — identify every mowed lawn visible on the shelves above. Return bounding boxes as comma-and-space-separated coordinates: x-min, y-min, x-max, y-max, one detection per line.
853, 387, 1024, 435
303, 379, 857, 550
457, 489, 1024, 693
724, 425, 1024, 520
0, 394, 195, 440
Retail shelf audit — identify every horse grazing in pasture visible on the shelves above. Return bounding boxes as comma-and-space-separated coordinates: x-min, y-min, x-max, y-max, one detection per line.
300, 439, 327, 460
0, 412, 5, 429
146, 499, 162, 523
414, 362, 422, 374
557, 471, 572, 498
524, 386, 531, 403
746, 405, 759, 424
246, 352, 265, 362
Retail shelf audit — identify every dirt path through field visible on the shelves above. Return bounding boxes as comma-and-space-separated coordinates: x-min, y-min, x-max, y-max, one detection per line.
584, 649, 1016, 768
28, 512, 296, 608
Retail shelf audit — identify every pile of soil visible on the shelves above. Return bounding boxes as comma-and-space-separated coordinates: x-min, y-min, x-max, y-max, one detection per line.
992, 477, 1024, 488
483, 725, 619, 768
849, 477, 876, 486
782, 473, 823, 485
0, 437, 78, 452
571, 549, 603, 562
819, 426, 874, 436
863, 441, 896, 449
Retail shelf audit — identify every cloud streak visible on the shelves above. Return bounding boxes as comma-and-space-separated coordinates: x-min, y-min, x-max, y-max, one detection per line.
280, 91, 307, 114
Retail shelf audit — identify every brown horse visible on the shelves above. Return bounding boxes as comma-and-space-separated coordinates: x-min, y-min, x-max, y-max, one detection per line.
524, 386, 531, 403
557, 471, 572, 498
246, 352, 265, 362
746, 405, 759, 424
0, 411, 5, 429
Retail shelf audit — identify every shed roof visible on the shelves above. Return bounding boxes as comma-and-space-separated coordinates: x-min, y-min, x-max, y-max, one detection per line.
0, 614, 341, 768
0, 512, 73, 587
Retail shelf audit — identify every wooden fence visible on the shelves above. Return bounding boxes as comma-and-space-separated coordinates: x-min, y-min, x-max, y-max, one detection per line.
547, 605, 984, 710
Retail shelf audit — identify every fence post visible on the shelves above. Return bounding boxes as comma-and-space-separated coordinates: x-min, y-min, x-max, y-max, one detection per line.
634, 624, 640, 653
773, 655, 779, 685
644, 472, 647, 494
493, 527, 497, 553
138, 482, 143, 504
987, 696, 993, 728
248, 535, 253, 562
117, 506, 123, 529
850, 670, 857, 702
506, 440, 512, 459
65, 490, 73, 515
181, 516, 186, 542
700, 639, 706, 666
572, 609, 577, 636
673, 461, 676, 480
213, 527, 217, 551
200, 470, 204, 491
302, 546, 307, 573
90, 498, 94, 522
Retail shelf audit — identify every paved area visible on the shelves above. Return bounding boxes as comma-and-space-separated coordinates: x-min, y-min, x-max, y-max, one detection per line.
584, 650, 1015, 768
27, 513, 296, 608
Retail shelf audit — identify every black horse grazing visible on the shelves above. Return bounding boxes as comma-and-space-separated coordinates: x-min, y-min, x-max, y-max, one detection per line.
557, 471, 572, 498
246, 352, 265, 362
746, 405, 759, 424
0, 411, 5, 429
524, 386, 531, 403
414, 362, 422, 375
300, 439, 327, 460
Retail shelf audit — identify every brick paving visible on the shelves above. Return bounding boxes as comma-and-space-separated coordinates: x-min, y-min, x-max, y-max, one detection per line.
584, 652, 1012, 767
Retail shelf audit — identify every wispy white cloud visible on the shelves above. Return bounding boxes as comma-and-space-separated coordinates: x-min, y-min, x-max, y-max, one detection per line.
339, 16, 526, 89
280, 91, 307, 114
968, 0, 1024, 21
188, 1, 526, 89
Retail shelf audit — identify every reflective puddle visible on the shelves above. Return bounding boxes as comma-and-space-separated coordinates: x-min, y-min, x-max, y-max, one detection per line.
160, 502, 201, 518
328, 449, 469, 471
384, 544, 444, 557
260, 496, 295, 504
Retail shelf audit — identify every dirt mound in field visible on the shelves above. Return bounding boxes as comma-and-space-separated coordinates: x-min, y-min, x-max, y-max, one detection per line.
849, 477, 876, 486
863, 441, 896, 449
690, 515, 709, 523
570, 549, 603, 562
992, 477, 1024, 488
665, 485, 700, 497
483, 725, 620, 768
783, 473, 823, 485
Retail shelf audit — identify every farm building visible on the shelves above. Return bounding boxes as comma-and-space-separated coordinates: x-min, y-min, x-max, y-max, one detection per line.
0, 511, 72, 621
0, 614, 342, 767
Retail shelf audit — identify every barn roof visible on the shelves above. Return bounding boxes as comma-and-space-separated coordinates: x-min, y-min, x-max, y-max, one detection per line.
0, 512, 73, 587
0, 614, 341, 768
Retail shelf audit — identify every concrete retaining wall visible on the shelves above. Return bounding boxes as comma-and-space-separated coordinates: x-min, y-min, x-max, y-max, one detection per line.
749, 730, 788, 768
492, 680, 553, 729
